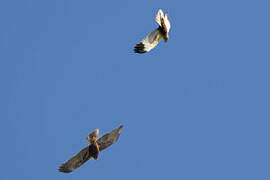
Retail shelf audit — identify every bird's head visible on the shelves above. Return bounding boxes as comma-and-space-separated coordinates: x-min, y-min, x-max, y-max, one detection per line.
87, 129, 99, 144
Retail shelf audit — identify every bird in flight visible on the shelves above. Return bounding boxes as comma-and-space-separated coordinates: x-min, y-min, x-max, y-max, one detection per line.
134, 9, 171, 53
58, 125, 123, 173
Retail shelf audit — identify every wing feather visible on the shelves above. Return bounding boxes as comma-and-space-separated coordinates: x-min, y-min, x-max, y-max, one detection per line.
134, 28, 163, 53
98, 125, 123, 151
58, 146, 91, 173
155, 9, 164, 26
164, 12, 171, 33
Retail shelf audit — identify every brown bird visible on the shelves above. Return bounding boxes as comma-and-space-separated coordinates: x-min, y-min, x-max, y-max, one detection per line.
134, 9, 171, 53
58, 125, 123, 173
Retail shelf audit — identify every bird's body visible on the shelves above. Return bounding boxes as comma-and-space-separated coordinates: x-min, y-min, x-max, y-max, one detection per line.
134, 9, 171, 53
88, 143, 99, 160
86, 129, 100, 160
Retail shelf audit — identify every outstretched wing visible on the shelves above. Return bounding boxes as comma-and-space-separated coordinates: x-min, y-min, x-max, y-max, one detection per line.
155, 9, 164, 26
58, 125, 123, 173
97, 125, 123, 151
58, 145, 92, 173
164, 12, 171, 33
134, 28, 163, 53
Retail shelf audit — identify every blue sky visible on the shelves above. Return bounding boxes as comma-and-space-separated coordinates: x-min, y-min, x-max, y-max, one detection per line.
1, 0, 270, 179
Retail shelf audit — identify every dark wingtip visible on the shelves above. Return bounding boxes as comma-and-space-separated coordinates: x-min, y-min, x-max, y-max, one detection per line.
134, 42, 147, 54
58, 166, 72, 173
118, 125, 123, 133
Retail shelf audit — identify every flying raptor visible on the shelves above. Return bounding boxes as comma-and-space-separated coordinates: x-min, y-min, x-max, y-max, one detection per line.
134, 9, 171, 53
58, 125, 123, 173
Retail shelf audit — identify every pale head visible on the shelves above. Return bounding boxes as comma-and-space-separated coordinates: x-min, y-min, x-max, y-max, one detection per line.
86, 129, 99, 144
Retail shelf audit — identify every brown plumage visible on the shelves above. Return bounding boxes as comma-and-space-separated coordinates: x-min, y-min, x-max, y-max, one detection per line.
58, 125, 123, 173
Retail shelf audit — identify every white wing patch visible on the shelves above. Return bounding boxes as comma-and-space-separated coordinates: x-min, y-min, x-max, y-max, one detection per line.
164, 12, 171, 33
155, 9, 164, 27
134, 28, 163, 53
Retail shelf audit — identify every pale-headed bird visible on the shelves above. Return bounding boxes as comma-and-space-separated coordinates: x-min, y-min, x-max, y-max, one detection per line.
58, 125, 123, 173
134, 9, 171, 53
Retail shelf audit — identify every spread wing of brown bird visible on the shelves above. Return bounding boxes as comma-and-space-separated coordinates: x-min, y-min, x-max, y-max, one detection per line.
58, 125, 123, 173
134, 9, 171, 53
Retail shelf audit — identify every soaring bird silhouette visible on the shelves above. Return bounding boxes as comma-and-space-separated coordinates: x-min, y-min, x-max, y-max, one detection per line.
58, 125, 123, 173
134, 9, 171, 53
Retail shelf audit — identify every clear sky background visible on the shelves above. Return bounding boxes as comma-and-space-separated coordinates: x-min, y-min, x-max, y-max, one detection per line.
1, 0, 270, 179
